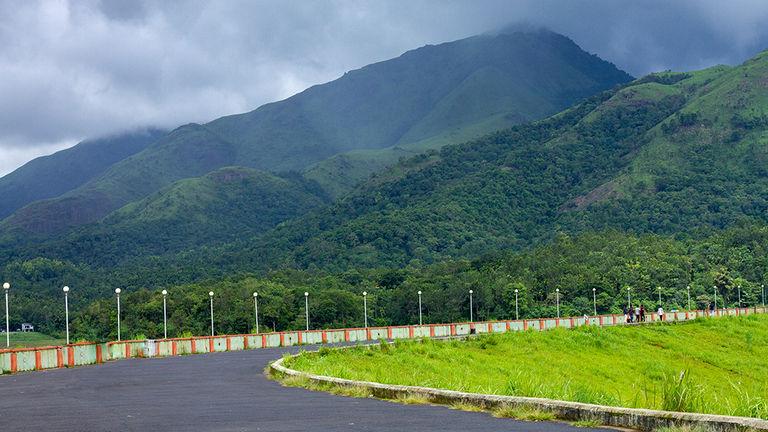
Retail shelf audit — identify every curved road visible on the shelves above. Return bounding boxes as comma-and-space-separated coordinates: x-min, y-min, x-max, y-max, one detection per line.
0, 347, 600, 431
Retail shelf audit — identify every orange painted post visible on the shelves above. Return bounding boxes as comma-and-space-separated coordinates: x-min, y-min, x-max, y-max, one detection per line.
96, 345, 103, 364
226, 337, 231, 351
430, 325, 435, 337
261, 334, 267, 347
344, 330, 349, 342
10, 352, 17, 372
450, 324, 456, 336
279, 333, 285, 347
599, 316, 603, 326
68, 347, 75, 367
523, 320, 528, 331
209, 338, 214, 352
506, 321, 511, 331
387, 327, 392, 339
570, 317, 574, 327
366, 328, 372, 340
172, 341, 178, 356
243, 336, 249, 349
35, 350, 42, 370
298, 332, 303, 345
409, 326, 415, 338
56, 347, 64, 368
191, 339, 196, 353
322, 331, 327, 344
125, 343, 131, 359
539, 319, 545, 330
487, 322, 492, 333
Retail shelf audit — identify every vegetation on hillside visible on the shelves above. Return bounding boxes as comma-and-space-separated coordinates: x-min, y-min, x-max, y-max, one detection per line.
287, 315, 768, 419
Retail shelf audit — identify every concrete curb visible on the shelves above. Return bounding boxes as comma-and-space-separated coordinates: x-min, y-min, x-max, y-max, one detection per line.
270, 348, 768, 432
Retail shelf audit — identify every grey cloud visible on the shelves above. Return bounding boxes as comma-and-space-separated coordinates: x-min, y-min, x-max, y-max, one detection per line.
1, 0, 768, 176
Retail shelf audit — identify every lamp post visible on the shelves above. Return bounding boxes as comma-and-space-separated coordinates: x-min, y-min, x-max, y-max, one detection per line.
362, 291, 368, 328
417, 291, 422, 325
592, 288, 597, 316
514, 289, 519, 320
115, 288, 122, 342
253, 292, 259, 334
556, 289, 560, 319
162, 290, 168, 339
627, 287, 631, 309
209, 291, 214, 336
469, 289, 474, 322
713, 286, 718, 316
763, 284, 766, 308
3, 282, 9, 348
63, 286, 70, 345
687, 285, 691, 311
738, 285, 742, 308
304, 292, 309, 331
657, 286, 662, 306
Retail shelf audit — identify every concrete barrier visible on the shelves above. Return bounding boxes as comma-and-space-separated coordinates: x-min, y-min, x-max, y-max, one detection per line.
270, 354, 768, 432
1, 306, 766, 376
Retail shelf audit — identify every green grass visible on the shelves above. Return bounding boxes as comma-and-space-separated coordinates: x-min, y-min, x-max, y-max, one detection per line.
3, 332, 65, 348
287, 315, 768, 419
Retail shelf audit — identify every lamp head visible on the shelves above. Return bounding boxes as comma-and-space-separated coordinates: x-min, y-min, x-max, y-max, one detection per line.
304, 292, 308, 297
469, 289, 473, 294
515, 289, 518, 293
363, 291, 367, 296
63, 286, 69, 293
592, 288, 596, 292
115, 288, 121, 294
2, 282, 9, 290
209, 291, 214, 297
162, 290, 167, 296
418, 290, 422, 295
253, 292, 258, 297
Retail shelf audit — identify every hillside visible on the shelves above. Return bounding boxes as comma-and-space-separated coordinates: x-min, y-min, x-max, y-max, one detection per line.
0, 29, 631, 235
184, 49, 768, 273
0, 128, 165, 220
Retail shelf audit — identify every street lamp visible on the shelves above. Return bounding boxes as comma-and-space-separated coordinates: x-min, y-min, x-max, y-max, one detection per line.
115, 288, 122, 342
253, 292, 259, 334
556, 288, 560, 319
304, 292, 309, 331
3, 282, 9, 348
63, 286, 70, 345
687, 285, 691, 311
362, 291, 368, 328
469, 289, 474, 322
713, 286, 718, 316
657, 286, 662, 305
592, 288, 597, 316
514, 289, 519, 320
162, 290, 168, 339
417, 291, 423, 325
627, 287, 632, 309
763, 284, 766, 308
209, 291, 214, 336
738, 285, 742, 308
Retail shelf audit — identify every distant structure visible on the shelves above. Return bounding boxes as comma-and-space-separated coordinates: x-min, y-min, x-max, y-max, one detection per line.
20, 323, 34, 332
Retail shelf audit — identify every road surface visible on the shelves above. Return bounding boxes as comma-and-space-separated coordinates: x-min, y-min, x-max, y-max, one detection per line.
0, 347, 602, 431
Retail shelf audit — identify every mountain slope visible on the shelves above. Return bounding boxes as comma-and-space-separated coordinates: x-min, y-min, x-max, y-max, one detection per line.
168, 50, 768, 274
2, 29, 631, 235
0, 128, 165, 220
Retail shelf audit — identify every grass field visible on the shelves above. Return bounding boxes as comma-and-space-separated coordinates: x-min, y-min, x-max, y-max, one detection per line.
1, 332, 65, 348
287, 315, 768, 419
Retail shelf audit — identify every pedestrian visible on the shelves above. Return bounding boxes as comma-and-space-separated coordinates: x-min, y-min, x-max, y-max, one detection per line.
624, 306, 629, 323
658, 305, 665, 322
629, 307, 635, 323
709, 302, 715, 317
639, 305, 645, 322
635, 305, 641, 322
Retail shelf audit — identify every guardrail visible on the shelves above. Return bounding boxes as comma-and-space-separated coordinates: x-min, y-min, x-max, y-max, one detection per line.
1, 306, 764, 375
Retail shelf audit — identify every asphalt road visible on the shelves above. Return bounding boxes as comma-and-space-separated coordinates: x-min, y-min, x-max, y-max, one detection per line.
0, 347, 602, 432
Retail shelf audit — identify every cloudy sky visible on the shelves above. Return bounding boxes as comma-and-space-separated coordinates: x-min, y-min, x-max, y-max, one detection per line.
2, 0, 768, 176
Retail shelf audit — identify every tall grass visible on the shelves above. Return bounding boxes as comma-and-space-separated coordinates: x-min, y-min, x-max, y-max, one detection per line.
287, 315, 768, 419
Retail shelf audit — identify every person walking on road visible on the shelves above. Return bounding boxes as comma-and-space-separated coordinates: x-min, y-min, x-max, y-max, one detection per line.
639, 305, 646, 322
657, 305, 665, 321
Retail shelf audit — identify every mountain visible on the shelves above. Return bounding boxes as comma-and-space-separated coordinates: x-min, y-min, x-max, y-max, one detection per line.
0, 128, 165, 220
165, 49, 768, 274
1, 29, 631, 235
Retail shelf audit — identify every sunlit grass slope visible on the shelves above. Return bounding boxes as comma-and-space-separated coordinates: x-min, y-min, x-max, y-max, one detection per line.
288, 315, 768, 419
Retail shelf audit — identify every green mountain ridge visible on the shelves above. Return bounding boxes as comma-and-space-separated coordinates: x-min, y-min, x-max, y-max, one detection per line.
0, 128, 165, 220
0, 29, 631, 235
